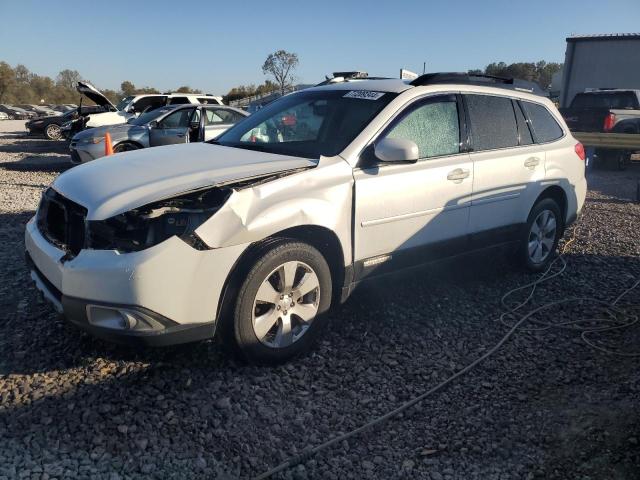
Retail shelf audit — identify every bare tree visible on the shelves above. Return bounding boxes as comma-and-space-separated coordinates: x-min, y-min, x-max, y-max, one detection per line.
56, 69, 82, 90
262, 50, 299, 96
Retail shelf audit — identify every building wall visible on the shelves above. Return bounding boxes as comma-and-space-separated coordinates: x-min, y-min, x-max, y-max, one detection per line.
560, 38, 640, 107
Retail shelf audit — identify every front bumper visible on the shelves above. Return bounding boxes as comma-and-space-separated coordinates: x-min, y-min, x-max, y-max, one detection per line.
69, 141, 103, 163
25, 217, 249, 346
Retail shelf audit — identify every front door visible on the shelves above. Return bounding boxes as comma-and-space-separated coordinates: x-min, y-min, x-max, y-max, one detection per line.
353, 94, 473, 279
149, 107, 196, 146
203, 107, 242, 141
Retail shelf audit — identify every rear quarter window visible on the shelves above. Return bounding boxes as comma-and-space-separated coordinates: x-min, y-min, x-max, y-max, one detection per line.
466, 94, 518, 151
520, 101, 563, 143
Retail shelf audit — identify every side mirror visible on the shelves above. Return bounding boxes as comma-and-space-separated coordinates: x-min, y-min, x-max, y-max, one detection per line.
148, 120, 158, 129
374, 138, 419, 163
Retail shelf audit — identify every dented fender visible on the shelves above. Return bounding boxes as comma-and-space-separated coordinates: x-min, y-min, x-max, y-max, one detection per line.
195, 156, 354, 266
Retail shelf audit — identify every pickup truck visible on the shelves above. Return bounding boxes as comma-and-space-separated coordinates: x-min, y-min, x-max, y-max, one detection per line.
559, 89, 640, 169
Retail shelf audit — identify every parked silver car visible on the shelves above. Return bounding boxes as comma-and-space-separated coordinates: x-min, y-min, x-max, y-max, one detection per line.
69, 104, 248, 163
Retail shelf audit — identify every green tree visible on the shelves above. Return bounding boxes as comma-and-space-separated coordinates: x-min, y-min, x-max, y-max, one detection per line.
262, 50, 299, 95
120, 80, 136, 96
56, 69, 82, 89
0, 62, 15, 103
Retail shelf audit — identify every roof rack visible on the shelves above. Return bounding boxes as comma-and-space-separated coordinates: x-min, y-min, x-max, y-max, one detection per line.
409, 72, 545, 96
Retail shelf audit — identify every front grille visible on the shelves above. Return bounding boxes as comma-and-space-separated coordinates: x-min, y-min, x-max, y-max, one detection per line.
37, 188, 88, 257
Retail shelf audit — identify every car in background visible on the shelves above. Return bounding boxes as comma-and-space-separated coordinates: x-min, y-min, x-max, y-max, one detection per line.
27, 105, 106, 140
559, 89, 640, 169
17, 104, 61, 117
0, 112, 8, 120
75, 81, 224, 129
0, 104, 36, 120
69, 104, 247, 163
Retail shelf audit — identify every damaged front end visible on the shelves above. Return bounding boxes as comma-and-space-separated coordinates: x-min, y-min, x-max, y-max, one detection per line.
87, 187, 232, 253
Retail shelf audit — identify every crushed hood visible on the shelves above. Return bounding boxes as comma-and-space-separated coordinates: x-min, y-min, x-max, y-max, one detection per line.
52, 143, 316, 220
76, 81, 116, 110
72, 123, 139, 142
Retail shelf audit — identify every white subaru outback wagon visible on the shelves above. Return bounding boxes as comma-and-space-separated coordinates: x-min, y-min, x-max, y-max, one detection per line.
25, 73, 587, 363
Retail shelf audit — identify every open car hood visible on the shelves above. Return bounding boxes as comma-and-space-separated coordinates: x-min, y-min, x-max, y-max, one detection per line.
52, 143, 316, 220
76, 81, 116, 110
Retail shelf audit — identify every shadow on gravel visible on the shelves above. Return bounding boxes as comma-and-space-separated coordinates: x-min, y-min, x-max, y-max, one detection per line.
0, 139, 69, 155
0, 155, 71, 173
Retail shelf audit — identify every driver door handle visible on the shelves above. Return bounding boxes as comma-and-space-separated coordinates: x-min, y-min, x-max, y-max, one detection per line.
176, 133, 186, 138
447, 168, 470, 183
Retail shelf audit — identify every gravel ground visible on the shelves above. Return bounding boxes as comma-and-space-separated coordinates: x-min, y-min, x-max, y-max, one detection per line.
0, 128, 639, 480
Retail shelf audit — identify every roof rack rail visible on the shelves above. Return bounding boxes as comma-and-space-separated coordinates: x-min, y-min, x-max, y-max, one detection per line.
409, 72, 545, 96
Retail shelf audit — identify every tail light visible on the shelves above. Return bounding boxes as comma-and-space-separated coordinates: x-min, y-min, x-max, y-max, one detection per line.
603, 113, 616, 132
575, 142, 586, 161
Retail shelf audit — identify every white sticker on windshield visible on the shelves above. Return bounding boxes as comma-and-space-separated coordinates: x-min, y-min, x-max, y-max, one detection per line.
343, 90, 385, 100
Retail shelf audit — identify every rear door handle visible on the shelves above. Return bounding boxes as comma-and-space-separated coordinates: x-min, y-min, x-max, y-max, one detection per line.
447, 168, 470, 183
524, 157, 540, 169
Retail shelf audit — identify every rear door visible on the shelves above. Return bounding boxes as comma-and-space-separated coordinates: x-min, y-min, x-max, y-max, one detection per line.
149, 107, 196, 146
465, 94, 545, 246
353, 94, 473, 278
203, 107, 244, 140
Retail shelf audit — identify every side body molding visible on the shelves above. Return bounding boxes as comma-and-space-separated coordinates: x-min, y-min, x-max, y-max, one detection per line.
195, 156, 355, 267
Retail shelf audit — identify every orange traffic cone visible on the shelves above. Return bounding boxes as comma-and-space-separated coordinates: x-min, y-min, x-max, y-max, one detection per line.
104, 131, 114, 156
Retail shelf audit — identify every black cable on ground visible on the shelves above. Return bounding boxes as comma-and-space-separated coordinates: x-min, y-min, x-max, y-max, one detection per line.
252, 223, 640, 480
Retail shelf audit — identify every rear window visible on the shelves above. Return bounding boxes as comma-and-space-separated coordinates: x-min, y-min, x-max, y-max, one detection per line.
198, 97, 219, 105
520, 101, 563, 143
570, 92, 638, 110
466, 94, 518, 151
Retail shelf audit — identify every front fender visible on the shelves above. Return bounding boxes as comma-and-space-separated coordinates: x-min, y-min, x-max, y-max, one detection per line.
195, 156, 354, 266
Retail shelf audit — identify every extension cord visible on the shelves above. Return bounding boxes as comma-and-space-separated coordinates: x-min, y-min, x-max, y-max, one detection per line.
252, 222, 640, 480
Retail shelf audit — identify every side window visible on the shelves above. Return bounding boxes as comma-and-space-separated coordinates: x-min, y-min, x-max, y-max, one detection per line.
466, 94, 518, 151
169, 96, 191, 105
158, 108, 195, 128
520, 101, 563, 143
204, 108, 224, 125
513, 101, 533, 146
384, 97, 460, 159
132, 96, 167, 113
198, 97, 219, 105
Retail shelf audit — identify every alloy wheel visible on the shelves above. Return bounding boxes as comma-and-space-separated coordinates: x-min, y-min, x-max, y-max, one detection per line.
252, 260, 320, 348
528, 209, 557, 264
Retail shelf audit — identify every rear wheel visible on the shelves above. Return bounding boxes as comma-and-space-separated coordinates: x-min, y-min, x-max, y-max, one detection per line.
519, 198, 563, 272
44, 123, 62, 140
229, 241, 332, 364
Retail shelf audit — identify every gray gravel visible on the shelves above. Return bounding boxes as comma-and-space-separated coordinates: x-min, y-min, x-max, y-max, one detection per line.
0, 131, 639, 479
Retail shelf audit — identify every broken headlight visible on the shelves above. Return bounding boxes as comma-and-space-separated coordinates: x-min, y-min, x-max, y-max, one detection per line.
86, 187, 231, 252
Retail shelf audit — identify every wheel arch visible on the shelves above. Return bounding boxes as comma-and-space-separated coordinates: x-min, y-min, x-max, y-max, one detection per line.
215, 225, 347, 327
535, 185, 568, 225
113, 139, 144, 151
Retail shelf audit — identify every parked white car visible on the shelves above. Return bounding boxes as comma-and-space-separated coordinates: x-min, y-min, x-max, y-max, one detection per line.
76, 81, 223, 128
0, 111, 8, 120
26, 73, 586, 363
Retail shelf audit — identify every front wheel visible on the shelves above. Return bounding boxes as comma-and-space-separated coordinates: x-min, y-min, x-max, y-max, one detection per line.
113, 142, 140, 153
45, 123, 62, 140
519, 198, 563, 272
230, 241, 332, 364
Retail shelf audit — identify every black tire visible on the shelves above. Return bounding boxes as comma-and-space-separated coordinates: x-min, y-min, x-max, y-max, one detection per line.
113, 142, 141, 153
229, 240, 332, 364
44, 123, 62, 140
519, 198, 564, 272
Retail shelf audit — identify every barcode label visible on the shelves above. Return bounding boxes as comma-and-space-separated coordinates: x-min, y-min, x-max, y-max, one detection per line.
343, 91, 385, 100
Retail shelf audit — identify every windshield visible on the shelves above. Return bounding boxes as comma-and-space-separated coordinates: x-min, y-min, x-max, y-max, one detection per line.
128, 107, 174, 126
215, 89, 397, 159
115, 96, 135, 111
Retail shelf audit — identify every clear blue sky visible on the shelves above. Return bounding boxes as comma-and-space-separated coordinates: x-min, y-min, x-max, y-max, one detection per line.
1, 0, 639, 95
